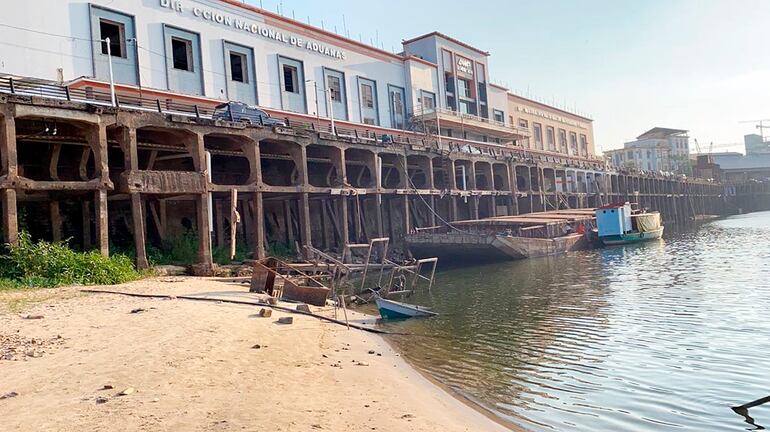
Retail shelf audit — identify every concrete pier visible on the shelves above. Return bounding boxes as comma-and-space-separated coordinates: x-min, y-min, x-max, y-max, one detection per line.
0, 92, 729, 274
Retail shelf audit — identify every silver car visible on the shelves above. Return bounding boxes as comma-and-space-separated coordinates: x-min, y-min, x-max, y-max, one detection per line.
213, 102, 286, 126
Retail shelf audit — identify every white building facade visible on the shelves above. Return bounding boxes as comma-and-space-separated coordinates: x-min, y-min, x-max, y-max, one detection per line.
0, 0, 595, 156
606, 127, 690, 174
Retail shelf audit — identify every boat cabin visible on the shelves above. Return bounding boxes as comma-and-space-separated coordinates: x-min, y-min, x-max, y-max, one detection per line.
595, 203, 633, 237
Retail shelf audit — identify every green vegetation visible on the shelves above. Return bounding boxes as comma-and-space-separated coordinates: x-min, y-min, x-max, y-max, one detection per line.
145, 230, 250, 266
267, 241, 295, 259
146, 231, 199, 266
0, 232, 143, 289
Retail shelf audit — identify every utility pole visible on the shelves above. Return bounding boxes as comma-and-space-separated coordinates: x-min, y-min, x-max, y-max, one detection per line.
325, 86, 335, 135
105, 37, 116, 107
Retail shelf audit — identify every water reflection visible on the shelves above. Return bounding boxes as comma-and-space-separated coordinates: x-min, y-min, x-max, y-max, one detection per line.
385, 211, 770, 431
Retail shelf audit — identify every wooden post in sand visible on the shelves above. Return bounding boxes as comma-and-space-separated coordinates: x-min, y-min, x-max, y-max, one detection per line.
230, 189, 240, 260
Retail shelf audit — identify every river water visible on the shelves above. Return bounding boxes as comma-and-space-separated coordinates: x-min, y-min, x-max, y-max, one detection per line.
385, 211, 770, 431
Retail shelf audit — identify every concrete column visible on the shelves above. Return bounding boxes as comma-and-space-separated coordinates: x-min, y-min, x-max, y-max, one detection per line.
424, 157, 435, 190
87, 123, 109, 181
428, 196, 437, 226
374, 194, 384, 236
1, 112, 18, 245
299, 192, 312, 247
253, 192, 265, 259
509, 163, 520, 216
130, 193, 149, 269
196, 193, 213, 271
95, 190, 109, 256
190, 133, 212, 273
470, 196, 480, 220
1, 190, 17, 245
338, 195, 349, 246
403, 195, 412, 234
118, 127, 148, 267
447, 159, 458, 221
242, 135, 262, 185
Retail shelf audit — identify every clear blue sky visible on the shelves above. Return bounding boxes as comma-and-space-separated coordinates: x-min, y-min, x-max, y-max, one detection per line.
247, 0, 770, 153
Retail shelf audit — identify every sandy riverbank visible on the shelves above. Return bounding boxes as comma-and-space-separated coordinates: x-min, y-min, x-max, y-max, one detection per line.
0, 277, 514, 431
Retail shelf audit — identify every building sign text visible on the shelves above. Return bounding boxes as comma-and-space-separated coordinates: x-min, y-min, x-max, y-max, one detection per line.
159, 0, 346, 60
516, 105, 587, 129
456, 56, 473, 78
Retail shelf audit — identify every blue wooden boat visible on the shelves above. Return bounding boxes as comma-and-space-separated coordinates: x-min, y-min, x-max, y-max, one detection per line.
375, 297, 437, 320
595, 203, 664, 246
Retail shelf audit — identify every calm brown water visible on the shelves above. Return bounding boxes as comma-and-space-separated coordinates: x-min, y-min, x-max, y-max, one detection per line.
385, 211, 770, 431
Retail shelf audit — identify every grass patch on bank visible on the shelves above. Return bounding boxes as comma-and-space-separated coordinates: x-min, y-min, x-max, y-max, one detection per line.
145, 230, 251, 266
0, 232, 144, 289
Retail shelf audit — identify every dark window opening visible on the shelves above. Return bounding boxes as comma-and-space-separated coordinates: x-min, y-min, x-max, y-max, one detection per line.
327, 75, 342, 102
392, 91, 403, 115
361, 84, 374, 108
171, 37, 193, 71
444, 74, 455, 94
422, 92, 435, 110
99, 19, 125, 58
229, 52, 247, 83
283, 65, 298, 93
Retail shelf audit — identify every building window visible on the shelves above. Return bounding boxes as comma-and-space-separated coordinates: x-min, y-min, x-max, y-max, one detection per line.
457, 78, 472, 99
361, 83, 374, 108
421, 91, 435, 110
99, 19, 126, 58
493, 110, 504, 123
570, 132, 578, 154
229, 52, 247, 83
91, 7, 138, 86
389, 85, 406, 129
546, 126, 556, 151
458, 100, 476, 116
533, 123, 543, 149
359, 78, 378, 125
327, 75, 342, 102
559, 129, 568, 153
171, 37, 193, 71
283, 64, 298, 93
518, 119, 528, 129
392, 91, 403, 115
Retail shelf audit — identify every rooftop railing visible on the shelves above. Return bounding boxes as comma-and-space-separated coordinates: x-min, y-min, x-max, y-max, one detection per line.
0, 75, 604, 167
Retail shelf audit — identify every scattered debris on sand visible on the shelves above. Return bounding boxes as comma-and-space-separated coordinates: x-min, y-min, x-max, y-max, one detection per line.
0, 333, 64, 361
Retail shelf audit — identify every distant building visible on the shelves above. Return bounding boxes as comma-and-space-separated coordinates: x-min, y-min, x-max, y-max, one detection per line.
708, 152, 770, 182
744, 134, 770, 155
605, 127, 690, 174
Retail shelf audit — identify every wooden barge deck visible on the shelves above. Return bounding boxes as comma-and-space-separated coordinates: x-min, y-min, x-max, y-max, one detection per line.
406, 209, 597, 262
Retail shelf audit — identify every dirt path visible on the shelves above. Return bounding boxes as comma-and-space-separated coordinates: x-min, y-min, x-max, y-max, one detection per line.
0, 277, 513, 431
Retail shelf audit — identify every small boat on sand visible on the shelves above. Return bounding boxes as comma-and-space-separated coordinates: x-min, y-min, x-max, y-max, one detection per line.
375, 297, 437, 320
595, 202, 664, 246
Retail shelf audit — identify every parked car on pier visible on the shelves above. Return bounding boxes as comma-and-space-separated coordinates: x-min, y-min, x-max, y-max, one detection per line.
213, 102, 286, 126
